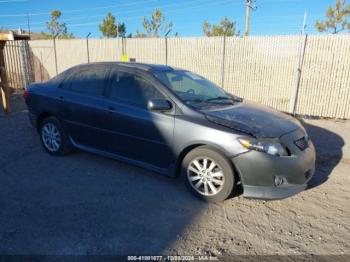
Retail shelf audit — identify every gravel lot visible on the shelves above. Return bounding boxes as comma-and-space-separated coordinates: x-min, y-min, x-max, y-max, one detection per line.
0, 93, 349, 257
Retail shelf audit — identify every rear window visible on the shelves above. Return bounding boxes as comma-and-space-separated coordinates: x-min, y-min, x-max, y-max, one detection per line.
49, 69, 71, 83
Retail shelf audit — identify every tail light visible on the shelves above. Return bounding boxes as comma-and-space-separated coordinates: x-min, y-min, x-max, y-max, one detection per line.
23, 90, 29, 100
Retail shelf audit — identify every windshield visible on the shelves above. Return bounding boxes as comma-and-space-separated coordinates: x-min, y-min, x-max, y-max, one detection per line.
154, 70, 234, 108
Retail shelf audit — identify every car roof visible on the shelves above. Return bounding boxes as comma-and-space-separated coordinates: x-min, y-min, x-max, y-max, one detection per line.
72, 62, 179, 73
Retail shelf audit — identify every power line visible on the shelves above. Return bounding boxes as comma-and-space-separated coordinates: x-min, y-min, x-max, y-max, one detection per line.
5, 0, 311, 29
0, 11, 48, 17
62, 0, 160, 14
44, 0, 215, 23
60, 0, 233, 29
1, 0, 214, 27
64, 0, 215, 22
13, 0, 234, 31
2, 0, 312, 35
5, 11, 316, 29
0, 0, 159, 17
0, 0, 28, 3
259, 0, 303, 4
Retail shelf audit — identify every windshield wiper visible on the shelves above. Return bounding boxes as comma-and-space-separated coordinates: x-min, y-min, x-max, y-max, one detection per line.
206, 96, 231, 101
205, 96, 235, 103
185, 96, 236, 106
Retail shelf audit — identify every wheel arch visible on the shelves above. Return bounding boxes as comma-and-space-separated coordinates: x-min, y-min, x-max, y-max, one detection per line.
36, 112, 72, 155
174, 142, 239, 180
36, 111, 55, 131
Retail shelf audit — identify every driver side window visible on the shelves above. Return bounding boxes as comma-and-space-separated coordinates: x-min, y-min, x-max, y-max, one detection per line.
109, 71, 166, 108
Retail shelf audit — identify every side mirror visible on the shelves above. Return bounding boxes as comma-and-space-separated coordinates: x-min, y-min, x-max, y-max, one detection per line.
147, 99, 172, 111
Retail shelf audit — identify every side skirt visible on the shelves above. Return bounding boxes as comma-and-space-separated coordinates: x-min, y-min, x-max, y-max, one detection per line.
69, 138, 175, 177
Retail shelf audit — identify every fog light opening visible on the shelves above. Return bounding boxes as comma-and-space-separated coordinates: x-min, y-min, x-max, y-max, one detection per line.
274, 176, 288, 187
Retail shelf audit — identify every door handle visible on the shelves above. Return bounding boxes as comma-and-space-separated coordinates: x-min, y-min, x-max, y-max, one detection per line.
58, 96, 65, 102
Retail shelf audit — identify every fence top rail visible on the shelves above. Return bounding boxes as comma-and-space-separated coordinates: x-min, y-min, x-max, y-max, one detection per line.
26, 34, 350, 43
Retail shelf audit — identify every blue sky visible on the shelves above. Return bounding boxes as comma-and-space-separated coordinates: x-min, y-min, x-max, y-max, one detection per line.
0, 0, 338, 37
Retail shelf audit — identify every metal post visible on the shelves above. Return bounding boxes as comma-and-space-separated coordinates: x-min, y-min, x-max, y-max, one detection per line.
165, 29, 172, 65
19, 40, 30, 88
86, 32, 91, 63
301, 12, 307, 35
122, 37, 125, 56
26, 40, 34, 84
116, 23, 120, 60
0, 41, 10, 114
290, 12, 308, 115
165, 37, 168, 65
221, 35, 226, 89
40, 51, 43, 82
53, 36, 58, 75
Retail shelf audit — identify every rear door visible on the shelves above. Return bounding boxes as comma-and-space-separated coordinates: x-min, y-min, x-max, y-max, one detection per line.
105, 68, 176, 170
59, 64, 115, 150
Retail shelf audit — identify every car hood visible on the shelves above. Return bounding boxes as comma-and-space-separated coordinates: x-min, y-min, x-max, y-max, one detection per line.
203, 101, 302, 138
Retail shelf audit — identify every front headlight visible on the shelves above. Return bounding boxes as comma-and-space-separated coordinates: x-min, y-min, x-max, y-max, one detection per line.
238, 138, 289, 156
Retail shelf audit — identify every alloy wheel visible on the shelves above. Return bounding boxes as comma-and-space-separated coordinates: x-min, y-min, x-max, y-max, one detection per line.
187, 157, 225, 196
41, 122, 61, 152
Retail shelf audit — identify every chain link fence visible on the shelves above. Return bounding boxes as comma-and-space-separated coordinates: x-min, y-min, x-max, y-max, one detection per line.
3, 35, 350, 119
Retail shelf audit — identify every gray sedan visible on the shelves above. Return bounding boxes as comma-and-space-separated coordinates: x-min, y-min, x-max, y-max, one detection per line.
24, 62, 316, 202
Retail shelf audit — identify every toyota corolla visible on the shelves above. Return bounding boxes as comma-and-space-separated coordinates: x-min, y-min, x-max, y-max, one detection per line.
24, 62, 316, 202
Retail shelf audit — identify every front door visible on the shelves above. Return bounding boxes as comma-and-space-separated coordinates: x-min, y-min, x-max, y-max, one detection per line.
105, 69, 175, 170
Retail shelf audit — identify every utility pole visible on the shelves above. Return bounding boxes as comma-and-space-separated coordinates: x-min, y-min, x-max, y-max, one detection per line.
245, 0, 256, 36
245, 0, 251, 36
27, 13, 31, 38
53, 35, 58, 75
86, 32, 91, 63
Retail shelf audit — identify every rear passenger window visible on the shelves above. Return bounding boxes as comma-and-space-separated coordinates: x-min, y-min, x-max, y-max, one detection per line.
109, 71, 166, 108
64, 66, 108, 96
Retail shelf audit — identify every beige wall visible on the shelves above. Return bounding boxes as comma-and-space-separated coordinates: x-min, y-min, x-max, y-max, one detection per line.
23, 35, 350, 119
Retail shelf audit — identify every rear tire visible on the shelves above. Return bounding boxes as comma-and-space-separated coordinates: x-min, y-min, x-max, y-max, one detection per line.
181, 146, 235, 202
39, 116, 71, 156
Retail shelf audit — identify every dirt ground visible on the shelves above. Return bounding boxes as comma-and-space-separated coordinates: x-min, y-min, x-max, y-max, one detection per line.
0, 93, 349, 258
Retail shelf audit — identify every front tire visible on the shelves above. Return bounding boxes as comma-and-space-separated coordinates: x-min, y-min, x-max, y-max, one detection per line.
39, 116, 71, 156
181, 146, 235, 202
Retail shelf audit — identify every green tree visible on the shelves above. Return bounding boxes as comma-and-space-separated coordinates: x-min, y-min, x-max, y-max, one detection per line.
99, 13, 126, 38
46, 10, 74, 38
315, 0, 350, 34
203, 17, 239, 36
136, 8, 172, 37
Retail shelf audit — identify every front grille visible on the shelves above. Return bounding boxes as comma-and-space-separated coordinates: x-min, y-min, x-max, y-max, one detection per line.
294, 137, 309, 151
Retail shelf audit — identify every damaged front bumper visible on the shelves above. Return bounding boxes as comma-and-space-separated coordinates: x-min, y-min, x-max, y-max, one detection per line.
232, 128, 316, 200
